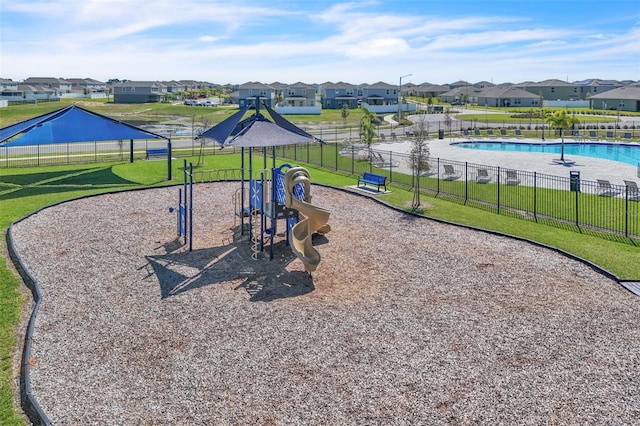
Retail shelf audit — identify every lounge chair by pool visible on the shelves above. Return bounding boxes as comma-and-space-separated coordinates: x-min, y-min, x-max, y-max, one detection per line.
597, 179, 620, 197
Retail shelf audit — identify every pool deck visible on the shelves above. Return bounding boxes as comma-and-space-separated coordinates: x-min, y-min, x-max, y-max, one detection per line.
374, 137, 640, 185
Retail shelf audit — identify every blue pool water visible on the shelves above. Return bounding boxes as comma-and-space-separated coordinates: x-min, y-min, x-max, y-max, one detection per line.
453, 141, 640, 166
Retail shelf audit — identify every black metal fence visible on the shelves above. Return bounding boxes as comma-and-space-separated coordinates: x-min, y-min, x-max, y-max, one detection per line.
273, 142, 640, 242
1, 139, 638, 242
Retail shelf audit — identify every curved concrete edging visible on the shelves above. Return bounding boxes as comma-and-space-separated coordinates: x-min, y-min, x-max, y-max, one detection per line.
7, 224, 53, 426
6, 185, 177, 426
6, 181, 638, 423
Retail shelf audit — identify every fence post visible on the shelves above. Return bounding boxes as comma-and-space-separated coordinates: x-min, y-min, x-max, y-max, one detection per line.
351, 147, 355, 176
533, 172, 538, 222
574, 175, 580, 227
497, 166, 501, 215
625, 188, 629, 238
464, 162, 469, 203
436, 158, 440, 195
389, 151, 393, 183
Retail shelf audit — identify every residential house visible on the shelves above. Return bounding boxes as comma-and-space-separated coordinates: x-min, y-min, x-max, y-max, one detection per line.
322, 82, 359, 109
476, 86, 541, 108
439, 85, 481, 104
589, 85, 640, 112
273, 82, 320, 114
161, 80, 186, 94
575, 79, 622, 99
66, 78, 107, 97
0, 78, 19, 93
0, 84, 60, 102
113, 81, 167, 103
238, 82, 275, 108
282, 82, 317, 107
23, 77, 73, 94
412, 83, 450, 99
519, 79, 579, 101
362, 81, 398, 106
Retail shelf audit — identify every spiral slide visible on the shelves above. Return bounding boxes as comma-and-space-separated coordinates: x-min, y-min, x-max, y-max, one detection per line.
283, 167, 331, 272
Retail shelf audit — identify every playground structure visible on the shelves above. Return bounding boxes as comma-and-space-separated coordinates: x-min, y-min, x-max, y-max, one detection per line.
174, 97, 330, 268
176, 160, 330, 271
234, 162, 330, 270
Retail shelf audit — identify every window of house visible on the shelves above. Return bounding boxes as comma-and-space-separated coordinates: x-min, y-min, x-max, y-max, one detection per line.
248, 89, 253, 95
259, 90, 267, 97
131, 87, 135, 92
346, 89, 353, 96
551, 87, 555, 93
618, 100, 625, 108
302, 89, 306, 95
386, 89, 390, 95
288, 89, 295, 96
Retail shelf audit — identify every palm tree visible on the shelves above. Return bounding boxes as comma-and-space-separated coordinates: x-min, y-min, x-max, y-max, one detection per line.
545, 110, 580, 164
360, 108, 377, 164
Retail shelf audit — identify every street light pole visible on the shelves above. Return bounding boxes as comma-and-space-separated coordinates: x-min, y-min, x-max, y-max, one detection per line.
398, 73, 412, 124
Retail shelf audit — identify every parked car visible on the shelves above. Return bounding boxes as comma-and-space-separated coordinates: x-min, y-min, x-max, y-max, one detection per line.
183, 100, 197, 106
203, 100, 214, 107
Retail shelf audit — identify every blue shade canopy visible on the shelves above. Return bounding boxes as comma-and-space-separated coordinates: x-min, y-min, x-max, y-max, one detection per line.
197, 101, 323, 147
0, 105, 166, 147
197, 106, 250, 145
229, 120, 320, 147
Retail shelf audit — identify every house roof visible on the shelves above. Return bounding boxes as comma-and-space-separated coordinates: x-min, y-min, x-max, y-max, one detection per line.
239, 81, 275, 89
114, 81, 165, 87
0, 105, 166, 146
533, 79, 576, 87
366, 81, 397, 89
477, 86, 539, 99
589, 86, 640, 100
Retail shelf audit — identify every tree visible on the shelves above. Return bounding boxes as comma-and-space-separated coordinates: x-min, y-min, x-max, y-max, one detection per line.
359, 108, 377, 164
545, 110, 580, 164
443, 107, 452, 135
359, 108, 376, 146
410, 114, 431, 210
341, 103, 350, 124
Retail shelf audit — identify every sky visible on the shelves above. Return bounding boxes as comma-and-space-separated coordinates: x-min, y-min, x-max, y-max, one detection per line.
1, 0, 639, 86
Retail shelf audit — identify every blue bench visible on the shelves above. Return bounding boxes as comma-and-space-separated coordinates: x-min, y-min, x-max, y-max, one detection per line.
146, 148, 168, 159
357, 172, 387, 192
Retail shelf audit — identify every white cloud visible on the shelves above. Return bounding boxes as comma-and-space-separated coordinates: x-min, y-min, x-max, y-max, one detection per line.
199, 36, 222, 43
1, 0, 638, 84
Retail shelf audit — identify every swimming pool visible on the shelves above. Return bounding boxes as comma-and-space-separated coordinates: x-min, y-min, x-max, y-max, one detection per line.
453, 141, 640, 167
